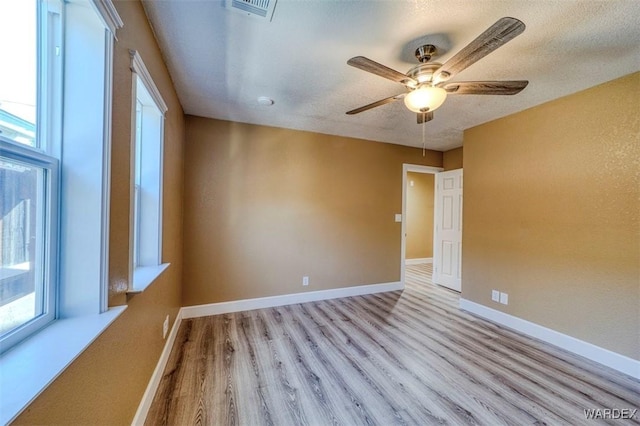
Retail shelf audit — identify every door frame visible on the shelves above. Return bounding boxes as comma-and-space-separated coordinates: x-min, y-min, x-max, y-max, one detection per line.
401, 164, 443, 286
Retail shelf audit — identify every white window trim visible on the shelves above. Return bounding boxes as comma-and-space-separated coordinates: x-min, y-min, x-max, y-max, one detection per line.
129, 50, 168, 115
100, 33, 115, 312
130, 263, 170, 294
57, 0, 112, 317
128, 50, 169, 294
90, 0, 123, 37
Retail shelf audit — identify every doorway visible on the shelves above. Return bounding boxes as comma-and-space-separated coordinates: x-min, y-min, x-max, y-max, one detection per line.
405, 172, 435, 264
401, 164, 463, 291
401, 164, 442, 285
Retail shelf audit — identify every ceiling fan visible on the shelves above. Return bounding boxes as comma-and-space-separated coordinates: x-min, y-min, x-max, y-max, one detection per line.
346, 17, 529, 124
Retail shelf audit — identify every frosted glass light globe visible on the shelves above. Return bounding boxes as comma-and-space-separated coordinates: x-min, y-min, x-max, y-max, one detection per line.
404, 86, 447, 113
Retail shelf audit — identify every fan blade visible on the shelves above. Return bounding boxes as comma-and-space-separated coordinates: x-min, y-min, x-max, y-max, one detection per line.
435, 17, 525, 82
417, 111, 434, 124
442, 80, 528, 95
348, 56, 417, 86
346, 94, 405, 115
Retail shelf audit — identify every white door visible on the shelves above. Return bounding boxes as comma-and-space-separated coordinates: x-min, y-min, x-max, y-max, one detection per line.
433, 169, 463, 292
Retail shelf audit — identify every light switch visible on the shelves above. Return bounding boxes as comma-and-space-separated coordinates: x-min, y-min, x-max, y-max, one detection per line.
394, 214, 402, 222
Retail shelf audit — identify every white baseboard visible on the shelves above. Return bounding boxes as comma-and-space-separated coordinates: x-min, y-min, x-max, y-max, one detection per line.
459, 299, 640, 380
405, 257, 432, 265
131, 310, 183, 426
181, 281, 404, 319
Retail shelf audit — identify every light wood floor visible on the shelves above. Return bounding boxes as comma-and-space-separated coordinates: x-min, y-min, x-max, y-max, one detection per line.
146, 264, 640, 425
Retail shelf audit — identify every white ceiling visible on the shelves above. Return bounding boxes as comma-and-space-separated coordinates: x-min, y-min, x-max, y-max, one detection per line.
141, 0, 640, 151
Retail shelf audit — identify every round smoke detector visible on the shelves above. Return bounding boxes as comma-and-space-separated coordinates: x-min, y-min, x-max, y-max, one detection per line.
257, 96, 274, 106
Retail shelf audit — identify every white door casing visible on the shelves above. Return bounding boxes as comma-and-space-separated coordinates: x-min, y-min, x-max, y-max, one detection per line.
433, 169, 463, 292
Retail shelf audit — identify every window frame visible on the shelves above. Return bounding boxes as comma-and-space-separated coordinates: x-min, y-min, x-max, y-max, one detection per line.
129, 50, 169, 293
0, 140, 59, 352
0, 0, 63, 352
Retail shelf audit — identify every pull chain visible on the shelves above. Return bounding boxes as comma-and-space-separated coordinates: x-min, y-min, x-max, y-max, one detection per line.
422, 120, 426, 157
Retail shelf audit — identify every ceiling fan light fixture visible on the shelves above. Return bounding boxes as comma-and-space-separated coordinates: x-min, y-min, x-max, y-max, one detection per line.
403, 86, 447, 113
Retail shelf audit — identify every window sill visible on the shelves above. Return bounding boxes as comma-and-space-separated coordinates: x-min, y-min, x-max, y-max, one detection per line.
0, 306, 127, 424
128, 263, 170, 294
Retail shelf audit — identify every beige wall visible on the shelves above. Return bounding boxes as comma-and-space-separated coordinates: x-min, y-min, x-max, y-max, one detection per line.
406, 172, 434, 259
14, 1, 185, 424
183, 117, 442, 305
443, 146, 463, 170
462, 72, 639, 360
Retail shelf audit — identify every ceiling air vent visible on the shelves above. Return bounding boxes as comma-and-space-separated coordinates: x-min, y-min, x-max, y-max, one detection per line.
227, 0, 277, 21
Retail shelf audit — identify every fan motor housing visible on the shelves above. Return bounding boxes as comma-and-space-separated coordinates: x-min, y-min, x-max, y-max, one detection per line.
406, 63, 442, 85
415, 44, 438, 62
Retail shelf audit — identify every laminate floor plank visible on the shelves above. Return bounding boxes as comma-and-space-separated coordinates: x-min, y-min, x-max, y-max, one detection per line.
361, 292, 623, 416
307, 302, 470, 424
263, 307, 354, 426
146, 264, 640, 425
361, 300, 575, 423
286, 305, 416, 425
366, 291, 632, 423
326, 296, 554, 425
279, 304, 388, 425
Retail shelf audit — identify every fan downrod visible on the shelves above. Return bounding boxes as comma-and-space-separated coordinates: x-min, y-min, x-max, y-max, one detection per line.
415, 44, 438, 63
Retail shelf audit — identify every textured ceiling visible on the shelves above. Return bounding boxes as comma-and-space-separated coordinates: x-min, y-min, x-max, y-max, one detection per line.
141, 0, 640, 151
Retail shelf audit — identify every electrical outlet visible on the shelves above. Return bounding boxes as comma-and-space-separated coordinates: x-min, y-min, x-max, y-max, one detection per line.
491, 290, 500, 302
163, 315, 169, 339
499, 292, 509, 305
302, 276, 309, 286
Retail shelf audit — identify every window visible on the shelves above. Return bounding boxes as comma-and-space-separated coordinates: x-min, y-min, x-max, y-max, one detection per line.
1, 0, 117, 353
130, 51, 168, 291
1, 0, 124, 422
0, 0, 61, 351
0, 150, 58, 347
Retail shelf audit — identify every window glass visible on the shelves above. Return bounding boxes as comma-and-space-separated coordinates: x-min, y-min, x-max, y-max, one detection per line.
0, 0, 38, 147
135, 99, 143, 186
133, 100, 143, 267
132, 74, 164, 272
0, 158, 46, 336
